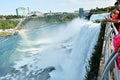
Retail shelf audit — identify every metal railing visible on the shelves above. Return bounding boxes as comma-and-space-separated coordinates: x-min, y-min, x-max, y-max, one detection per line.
101, 22, 120, 80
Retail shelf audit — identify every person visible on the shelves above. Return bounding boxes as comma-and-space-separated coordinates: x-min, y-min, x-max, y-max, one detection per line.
105, 2, 120, 33
106, 1, 120, 70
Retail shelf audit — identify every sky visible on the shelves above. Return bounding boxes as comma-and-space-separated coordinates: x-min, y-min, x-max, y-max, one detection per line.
0, 0, 116, 15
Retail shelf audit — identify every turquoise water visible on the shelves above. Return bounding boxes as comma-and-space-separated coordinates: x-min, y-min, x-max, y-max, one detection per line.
0, 35, 21, 75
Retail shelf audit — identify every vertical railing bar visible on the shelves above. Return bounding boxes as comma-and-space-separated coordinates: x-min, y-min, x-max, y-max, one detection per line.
104, 30, 114, 65
114, 60, 119, 80
108, 70, 111, 80
111, 23, 119, 35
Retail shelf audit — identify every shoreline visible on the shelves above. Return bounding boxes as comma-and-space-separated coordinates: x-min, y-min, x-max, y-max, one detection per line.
0, 29, 18, 37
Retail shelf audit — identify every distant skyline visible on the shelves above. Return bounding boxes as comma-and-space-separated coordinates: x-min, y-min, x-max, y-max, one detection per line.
0, 0, 116, 15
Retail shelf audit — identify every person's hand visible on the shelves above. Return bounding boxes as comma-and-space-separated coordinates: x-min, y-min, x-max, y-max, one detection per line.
114, 9, 119, 14
118, 20, 120, 23
105, 17, 112, 22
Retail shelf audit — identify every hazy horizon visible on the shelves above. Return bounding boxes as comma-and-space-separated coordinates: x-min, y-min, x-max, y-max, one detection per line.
0, 0, 115, 15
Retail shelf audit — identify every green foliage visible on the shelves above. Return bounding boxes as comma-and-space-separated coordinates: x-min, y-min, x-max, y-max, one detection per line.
0, 20, 19, 29
87, 6, 114, 20
0, 15, 23, 19
90, 6, 114, 14
85, 20, 106, 80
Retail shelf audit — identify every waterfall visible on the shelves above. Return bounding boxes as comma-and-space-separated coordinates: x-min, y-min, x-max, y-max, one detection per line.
0, 18, 100, 80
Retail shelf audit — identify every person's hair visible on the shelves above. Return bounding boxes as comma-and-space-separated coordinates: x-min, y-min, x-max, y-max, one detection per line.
114, 2, 120, 6
115, 2, 119, 6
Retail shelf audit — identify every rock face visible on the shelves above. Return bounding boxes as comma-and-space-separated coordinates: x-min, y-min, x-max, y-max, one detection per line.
37, 66, 55, 80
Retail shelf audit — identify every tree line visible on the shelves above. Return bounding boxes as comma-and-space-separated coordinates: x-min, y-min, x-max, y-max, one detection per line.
87, 6, 114, 20
0, 15, 23, 19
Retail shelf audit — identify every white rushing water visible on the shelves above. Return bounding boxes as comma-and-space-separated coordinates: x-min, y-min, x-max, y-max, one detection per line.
90, 13, 109, 22
0, 18, 100, 80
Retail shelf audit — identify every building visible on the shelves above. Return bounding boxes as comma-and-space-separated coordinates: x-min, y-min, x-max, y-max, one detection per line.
16, 7, 28, 17
79, 8, 84, 18
28, 11, 44, 17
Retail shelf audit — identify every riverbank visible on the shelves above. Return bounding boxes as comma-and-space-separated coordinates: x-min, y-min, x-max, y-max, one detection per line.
0, 29, 18, 37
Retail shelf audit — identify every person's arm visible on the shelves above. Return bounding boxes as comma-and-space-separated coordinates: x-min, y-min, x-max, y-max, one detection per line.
105, 17, 120, 23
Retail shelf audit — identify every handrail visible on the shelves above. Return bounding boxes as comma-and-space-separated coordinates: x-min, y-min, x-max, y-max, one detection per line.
101, 22, 120, 80
101, 52, 120, 80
